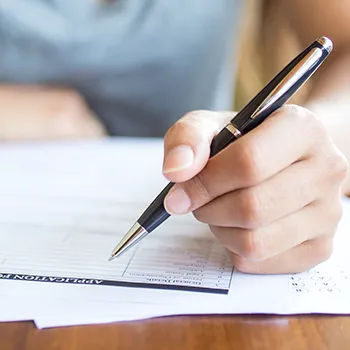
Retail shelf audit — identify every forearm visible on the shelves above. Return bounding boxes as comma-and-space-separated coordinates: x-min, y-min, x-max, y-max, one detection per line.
0, 84, 105, 140
304, 51, 350, 195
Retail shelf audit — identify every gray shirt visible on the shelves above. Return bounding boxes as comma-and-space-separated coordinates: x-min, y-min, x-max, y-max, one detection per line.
0, 0, 243, 136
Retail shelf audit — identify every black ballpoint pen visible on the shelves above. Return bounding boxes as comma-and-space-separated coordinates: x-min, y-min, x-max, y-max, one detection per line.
108, 36, 333, 261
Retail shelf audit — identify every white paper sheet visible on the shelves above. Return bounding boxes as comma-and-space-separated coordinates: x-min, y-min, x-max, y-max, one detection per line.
0, 138, 349, 329
0, 196, 233, 293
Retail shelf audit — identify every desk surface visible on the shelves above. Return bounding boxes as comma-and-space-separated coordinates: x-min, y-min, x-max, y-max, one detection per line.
1, 315, 350, 350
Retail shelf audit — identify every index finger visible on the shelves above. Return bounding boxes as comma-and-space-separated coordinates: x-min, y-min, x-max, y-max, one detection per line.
164, 105, 324, 215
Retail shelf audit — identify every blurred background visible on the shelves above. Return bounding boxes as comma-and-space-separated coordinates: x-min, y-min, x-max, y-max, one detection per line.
0, 0, 315, 141
234, 0, 306, 111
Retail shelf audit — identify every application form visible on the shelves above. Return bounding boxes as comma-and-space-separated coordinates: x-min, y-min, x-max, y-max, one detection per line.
0, 195, 233, 293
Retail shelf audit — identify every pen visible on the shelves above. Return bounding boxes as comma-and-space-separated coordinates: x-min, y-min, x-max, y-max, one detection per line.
109, 36, 333, 261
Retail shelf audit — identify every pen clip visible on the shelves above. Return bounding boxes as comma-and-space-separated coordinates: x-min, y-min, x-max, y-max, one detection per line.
229, 37, 332, 134
250, 47, 323, 120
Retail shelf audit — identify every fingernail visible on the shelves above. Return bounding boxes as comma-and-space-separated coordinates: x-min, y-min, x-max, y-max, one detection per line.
164, 187, 191, 215
163, 145, 194, 174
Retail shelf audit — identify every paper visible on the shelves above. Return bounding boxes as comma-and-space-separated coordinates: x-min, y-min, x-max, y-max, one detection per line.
289, 264, 350, 295
0, 195, 233, 293
0, 138, 349, 329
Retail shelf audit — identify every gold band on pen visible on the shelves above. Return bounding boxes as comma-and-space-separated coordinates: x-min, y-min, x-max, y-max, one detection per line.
225, 123, 242, 138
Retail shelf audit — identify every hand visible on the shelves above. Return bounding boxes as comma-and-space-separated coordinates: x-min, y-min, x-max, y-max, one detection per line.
162, 106, 349, 274
0, 85, 106, 141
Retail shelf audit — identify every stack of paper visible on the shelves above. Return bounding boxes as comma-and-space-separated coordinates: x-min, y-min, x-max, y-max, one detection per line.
0, 138, 349, 329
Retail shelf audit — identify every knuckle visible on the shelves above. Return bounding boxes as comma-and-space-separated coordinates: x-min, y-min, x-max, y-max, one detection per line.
329, 151, 349, 183
279, 104, 301, 117
284, 104, 315, 124
179, 110, 209, 130
313, 238, 334, 265
164, 111, 207, 142
300, 239, 334, 273
239, 229, 266, 261
284, 104, 327, 138
167, 117, 188, 135
183, 110, 209, 122
239, 188, 264, 229
235, 140, 264, 185
327, 201, 344, 226
229, 254, 253, 273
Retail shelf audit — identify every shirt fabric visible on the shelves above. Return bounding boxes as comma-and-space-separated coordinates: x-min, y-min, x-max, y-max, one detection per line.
0, 0, 243, 137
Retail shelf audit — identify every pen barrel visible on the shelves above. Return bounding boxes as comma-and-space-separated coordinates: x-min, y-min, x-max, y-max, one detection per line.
233, 62, 320, 134
138, 182, 173, 232
231, 38, 331, 135
210, 128, 237, 157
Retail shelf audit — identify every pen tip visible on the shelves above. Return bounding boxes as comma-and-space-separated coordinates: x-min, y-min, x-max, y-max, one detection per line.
108, 222, 148, 262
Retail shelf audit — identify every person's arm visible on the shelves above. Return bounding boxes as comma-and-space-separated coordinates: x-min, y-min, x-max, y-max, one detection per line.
281, 0, 350, 195
0, 85, 106, 141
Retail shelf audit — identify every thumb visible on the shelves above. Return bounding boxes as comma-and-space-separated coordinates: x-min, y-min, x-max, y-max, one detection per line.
162, 110, 234, 183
